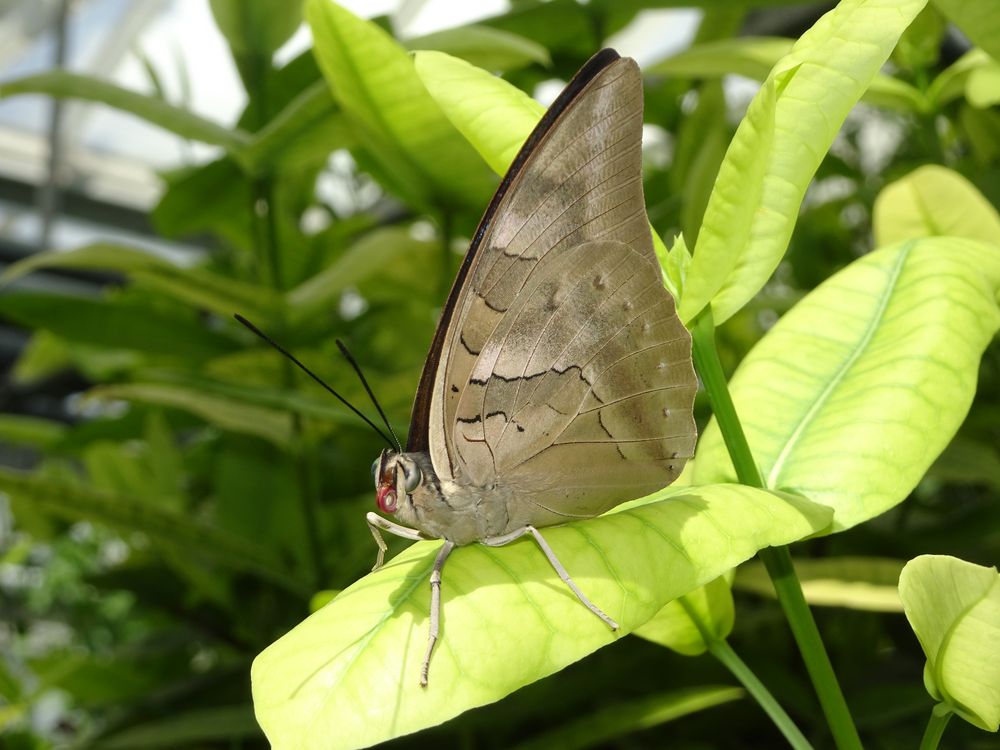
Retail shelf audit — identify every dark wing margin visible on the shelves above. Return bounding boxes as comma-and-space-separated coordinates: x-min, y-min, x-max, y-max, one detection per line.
406, 48, 623, 452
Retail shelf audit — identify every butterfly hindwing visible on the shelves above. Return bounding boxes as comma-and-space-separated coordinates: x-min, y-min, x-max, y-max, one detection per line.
454, 239, 696, 524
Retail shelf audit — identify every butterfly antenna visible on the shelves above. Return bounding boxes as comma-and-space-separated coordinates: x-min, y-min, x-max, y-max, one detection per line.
233, 314, 396, 451
335, 338, 402, 453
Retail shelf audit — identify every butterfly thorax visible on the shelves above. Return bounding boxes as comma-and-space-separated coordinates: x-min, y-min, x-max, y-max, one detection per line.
375, 450, 516, 545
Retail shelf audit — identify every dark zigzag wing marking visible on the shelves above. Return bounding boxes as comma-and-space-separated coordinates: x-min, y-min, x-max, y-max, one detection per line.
491, 249, 635, 430
489, 249, 658, 453
498, 257, 668, 434
452, 238, 696, 506
456, 241, 636, 474
474, 243, 695, 501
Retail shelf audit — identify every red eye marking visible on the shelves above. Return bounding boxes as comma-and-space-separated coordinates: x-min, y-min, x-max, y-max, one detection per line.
377, 484, 397, 514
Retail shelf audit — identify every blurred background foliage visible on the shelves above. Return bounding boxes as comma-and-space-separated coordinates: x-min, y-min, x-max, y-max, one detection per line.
0, 0, 996, 748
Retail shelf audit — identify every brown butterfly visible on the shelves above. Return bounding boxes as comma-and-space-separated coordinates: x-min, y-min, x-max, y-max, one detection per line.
366, 49, 698, 685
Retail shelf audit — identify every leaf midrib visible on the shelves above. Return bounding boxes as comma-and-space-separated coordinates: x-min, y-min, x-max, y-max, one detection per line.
766, 244, 911, 487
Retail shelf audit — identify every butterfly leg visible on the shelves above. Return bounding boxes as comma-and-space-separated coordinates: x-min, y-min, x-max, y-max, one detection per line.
482, 526, 619, 630
421, 540, 455, 687
366, 512, 429, 570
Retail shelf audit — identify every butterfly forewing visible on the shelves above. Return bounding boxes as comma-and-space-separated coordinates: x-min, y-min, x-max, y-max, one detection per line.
421, 52, 696, 522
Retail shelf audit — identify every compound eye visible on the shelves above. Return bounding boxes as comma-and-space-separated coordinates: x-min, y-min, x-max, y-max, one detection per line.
402, 463, 421, 493
371, 457, 380, 486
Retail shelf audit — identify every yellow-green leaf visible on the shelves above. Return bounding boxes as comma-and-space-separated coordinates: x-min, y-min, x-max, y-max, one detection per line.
252, 484, 831, 749
873, 165, 1000, 246
680, 0, 928, 324
899, 554, 1000, 731
693, 238, 1000, 531
737, 557, 905, 612
634, 576, 734, 655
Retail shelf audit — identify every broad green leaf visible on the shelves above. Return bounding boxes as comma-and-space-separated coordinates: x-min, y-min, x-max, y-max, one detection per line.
0, 291, 238, 360
29, 650, 162, 708
100, 705, 260, 749
679, 0, 928, 325
84, 441, 166, 504
634, 575, 734, 655
10, 330, 72, 384
211, 0, 303, 104
143, 411, 185, 509
481, 0, 598, 59
899, 554, 1000, 731
0, 243, 278, 318
0, 414, 67, 451
860, 74, 931, 113
0, 467, 301, 595
252, 484, 831, 749
680, 68, 780, 321
966, 60, 1000, 109
309, 589, 340, 612
87, 383, 292, 445
693, 238, 1000, 531
0, 72, 248, 152
413, 50, 673, 272
737, 557, 905, 612
929, 436, 1000, 489
52, 341, 143, 382
0, 242, 177, 286
413, 50, 545, 176
213, 441, 305, 569
652, 36, 925, 113
406, 25, 550, 72
650, 36, 795, 81
210, 0, 302, 57
892, 4, 945, 74
931, 0, 1000, 62
927, 48, 993, 108
510, 686, 744, 750
152, 158, 252, 249
960, 104, 1000, 165
238, 81, 355, 174
305, 0, 494, 211
873, 165, 1000, 246
670, 82, 727, 245
286, 227, 438, 321
139, 370, 380, 431
131, 268, 279, 319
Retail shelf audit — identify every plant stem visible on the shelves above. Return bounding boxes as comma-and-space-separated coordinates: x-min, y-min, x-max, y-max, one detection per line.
678, 597, 814, 750
241, 34, 327, 590
759, 546, 860, 750
918, 705, 952, 750
251, 177, 326, 589
689, 309, 862, 750
689, 310, 761, 487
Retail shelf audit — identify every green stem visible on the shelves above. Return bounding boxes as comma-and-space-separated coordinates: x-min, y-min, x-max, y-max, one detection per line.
918, 705, 952, 750
690, 310, 761, 487
249, 177, 326, 589
678, 597, 814, 750
689, 309, 862, 750
759, 546, 859, 750
253, 179, 284, 290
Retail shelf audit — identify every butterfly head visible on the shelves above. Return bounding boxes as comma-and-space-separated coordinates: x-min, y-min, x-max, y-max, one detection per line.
372, 448, 424, 516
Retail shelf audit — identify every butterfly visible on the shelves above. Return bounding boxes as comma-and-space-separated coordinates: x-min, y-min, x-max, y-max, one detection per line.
366, 48, 698, 685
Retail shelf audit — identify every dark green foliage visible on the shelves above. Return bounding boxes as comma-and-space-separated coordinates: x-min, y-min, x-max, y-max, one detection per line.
0, 1, 997, 748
